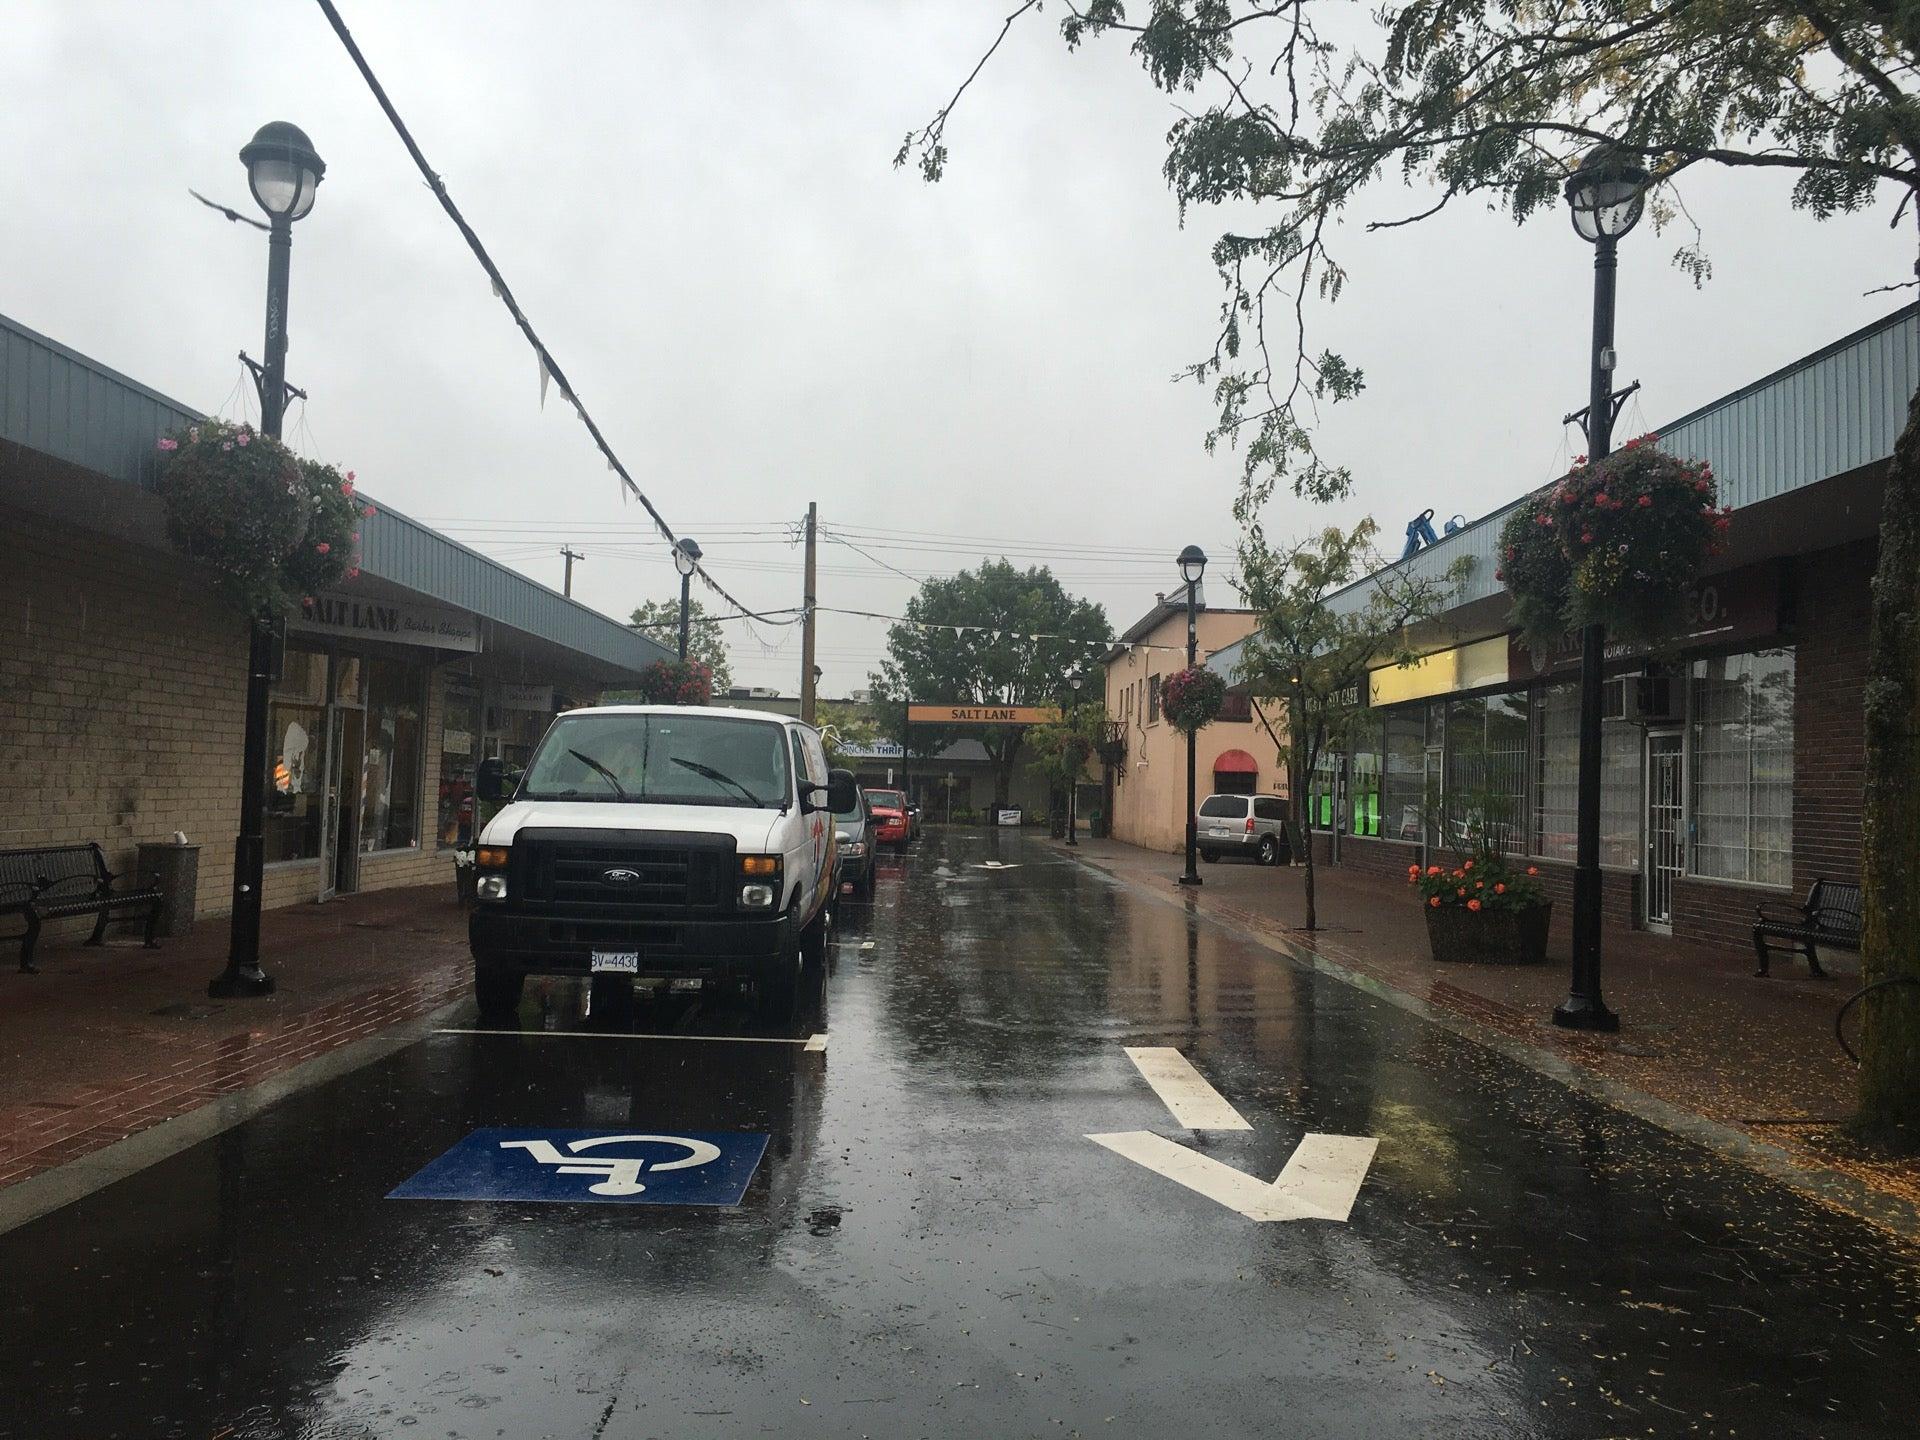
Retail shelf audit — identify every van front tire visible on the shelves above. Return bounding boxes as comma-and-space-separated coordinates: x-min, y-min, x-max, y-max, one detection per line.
474, 966, 525, 1024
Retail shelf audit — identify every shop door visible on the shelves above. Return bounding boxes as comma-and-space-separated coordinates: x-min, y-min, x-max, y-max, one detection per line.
321, 708, 366, 899
1644, 730, 1684, 932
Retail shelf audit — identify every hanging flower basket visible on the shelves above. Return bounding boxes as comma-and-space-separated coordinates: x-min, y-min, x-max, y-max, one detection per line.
1410, 856, 1551, 965
1160, 666, 1226, 734
1496, 437, 1728, 651
157, 419, 367, 614
636, 658, 713, 706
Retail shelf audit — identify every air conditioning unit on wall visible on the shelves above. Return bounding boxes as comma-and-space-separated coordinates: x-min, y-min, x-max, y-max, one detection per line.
1601, 673, 1682, 723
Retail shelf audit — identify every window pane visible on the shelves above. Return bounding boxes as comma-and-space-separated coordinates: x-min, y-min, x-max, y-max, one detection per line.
1381, 709, 1426, 842
265, 645, 328, 862
1199, 795, 1246, 818
437, 674, 483, 848
1533, 683, 1640, 867
1690, 649, 1794, 885
361, 657, 423, 852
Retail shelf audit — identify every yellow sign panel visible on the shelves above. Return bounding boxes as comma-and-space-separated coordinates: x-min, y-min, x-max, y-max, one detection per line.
1367, 636, 1508, 708
907, 704, 1060, 726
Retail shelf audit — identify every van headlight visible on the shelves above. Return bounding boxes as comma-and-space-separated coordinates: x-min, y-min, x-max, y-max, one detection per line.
476, 874, 508, 902
739, 883, 776, 909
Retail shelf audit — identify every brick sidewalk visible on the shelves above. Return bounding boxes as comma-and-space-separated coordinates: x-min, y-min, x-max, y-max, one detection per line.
1063, 836, 1920, 1228
0, 885, 472, 1194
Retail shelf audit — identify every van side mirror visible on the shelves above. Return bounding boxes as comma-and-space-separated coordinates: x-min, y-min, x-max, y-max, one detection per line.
827, 769, 859, 814
476, 757, 508, 803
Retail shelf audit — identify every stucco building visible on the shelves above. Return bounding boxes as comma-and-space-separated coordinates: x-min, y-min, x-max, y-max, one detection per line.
1101, 595, 1271, 852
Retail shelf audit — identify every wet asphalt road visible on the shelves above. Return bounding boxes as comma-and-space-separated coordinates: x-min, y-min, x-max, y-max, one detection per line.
4, 828, 1919, 1438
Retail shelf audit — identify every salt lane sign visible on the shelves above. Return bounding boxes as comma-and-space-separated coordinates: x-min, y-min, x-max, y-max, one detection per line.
907, 704, 1059, 726
292, 594, 482, 652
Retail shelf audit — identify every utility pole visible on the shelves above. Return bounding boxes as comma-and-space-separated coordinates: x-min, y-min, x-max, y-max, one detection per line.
800, 502, 818, 725
560, 545, 583, 598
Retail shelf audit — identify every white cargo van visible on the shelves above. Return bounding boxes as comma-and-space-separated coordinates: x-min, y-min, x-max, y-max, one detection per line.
467, 705, 856, 1020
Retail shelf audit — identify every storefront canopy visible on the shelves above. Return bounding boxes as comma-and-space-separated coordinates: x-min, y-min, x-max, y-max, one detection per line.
1213, 748, 1259, 775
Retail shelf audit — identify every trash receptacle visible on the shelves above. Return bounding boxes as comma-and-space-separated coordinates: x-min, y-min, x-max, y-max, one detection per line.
135, 841, 199, 938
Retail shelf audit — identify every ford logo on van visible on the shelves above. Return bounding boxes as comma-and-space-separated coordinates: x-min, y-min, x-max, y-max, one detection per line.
600, 868, 642, 887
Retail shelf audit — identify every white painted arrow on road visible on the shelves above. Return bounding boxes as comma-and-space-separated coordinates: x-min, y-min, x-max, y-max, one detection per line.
1089, 1047, 1377, 1222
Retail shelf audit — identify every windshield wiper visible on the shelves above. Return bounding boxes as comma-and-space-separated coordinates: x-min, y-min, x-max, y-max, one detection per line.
568, 748, 629, 799
671, 756, 767, 808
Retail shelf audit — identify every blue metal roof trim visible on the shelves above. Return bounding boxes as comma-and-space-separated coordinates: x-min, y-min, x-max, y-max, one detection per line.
1208, 304, 1918, 686
0, 310, 672, 675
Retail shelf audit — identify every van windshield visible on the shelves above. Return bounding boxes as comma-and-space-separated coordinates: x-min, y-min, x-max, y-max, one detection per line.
519, 713, 791, 809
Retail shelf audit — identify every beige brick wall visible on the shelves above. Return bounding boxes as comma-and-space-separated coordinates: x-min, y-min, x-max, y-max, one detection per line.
1, 505, 251, 928
0, 506, 464, 939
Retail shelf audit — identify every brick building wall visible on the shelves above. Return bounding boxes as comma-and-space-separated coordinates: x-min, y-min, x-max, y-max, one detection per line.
1, 505, 499, 941
1788, 540, 1872, 895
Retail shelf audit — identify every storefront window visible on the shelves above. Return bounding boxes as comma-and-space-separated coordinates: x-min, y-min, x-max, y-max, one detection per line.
1690, 649, 1794, 886
1380, 708, 1427, 843
265, 646, 328, 863
360, 657, 424, 852
438, 674, 483, 848
1533, 683, 1641, 868
1443, 694, 1529, 852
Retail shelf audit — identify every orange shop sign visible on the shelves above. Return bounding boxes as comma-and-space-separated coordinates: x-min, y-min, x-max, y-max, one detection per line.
907, 704, 1060, 726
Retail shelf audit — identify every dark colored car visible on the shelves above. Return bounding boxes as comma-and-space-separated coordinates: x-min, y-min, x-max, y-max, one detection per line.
834, 791, 875, 899
865, 788, 911, 847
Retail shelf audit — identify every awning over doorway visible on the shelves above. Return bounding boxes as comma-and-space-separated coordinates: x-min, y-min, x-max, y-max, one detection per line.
1212, 749, 1259, 775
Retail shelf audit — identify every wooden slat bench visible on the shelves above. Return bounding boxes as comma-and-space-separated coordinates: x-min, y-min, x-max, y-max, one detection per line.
0, 843, 164, 975
1752, 878, 1861, 979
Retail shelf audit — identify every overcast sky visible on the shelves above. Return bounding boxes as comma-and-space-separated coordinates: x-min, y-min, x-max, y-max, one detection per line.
3, 2, 1911, 693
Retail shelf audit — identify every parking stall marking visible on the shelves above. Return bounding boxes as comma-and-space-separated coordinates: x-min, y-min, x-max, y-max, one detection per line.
435, 1029, 826, 1049
389, 1128, 770, 1206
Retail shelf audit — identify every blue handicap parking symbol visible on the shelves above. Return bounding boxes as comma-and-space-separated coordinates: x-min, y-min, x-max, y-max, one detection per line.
388, 1127, 770, 1206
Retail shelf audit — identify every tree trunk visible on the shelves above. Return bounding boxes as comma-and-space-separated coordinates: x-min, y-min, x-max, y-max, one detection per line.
989, 730, 1025, 808
1291, 680, 1317, 932
1856, 379, 1920, 1151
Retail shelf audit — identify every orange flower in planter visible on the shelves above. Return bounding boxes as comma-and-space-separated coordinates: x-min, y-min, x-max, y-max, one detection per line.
1467, 898, 1482, 912
1429, 896, 1441, 908
1456, 887, 1466, 897
1526, 866, 1539, 876
1452, 869, 1465, 879
1463, 860, 1474, 871
1426, 866, 1441, 876
1495, 882, 1506, 894
1474, 880, 1484, 889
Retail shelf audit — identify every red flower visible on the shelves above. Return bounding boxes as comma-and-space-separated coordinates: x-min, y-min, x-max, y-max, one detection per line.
1463, 859, 1474, 871
1581, 531, 1594, 544
1474, 880, 1484, 889
315, 542, 330, 555
1456, 887, 1466, 897
1526, 866, 1539, 876
1408, 864, 1420, 877
1429, 896, 1441, 908
1467, 898, 1482, 912
1495, 882, 1506, 894
1426, 866, 1441, 876
1637, 494, 1652, 507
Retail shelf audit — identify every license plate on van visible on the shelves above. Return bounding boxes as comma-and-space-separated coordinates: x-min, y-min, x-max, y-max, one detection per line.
590, 951, 640, 975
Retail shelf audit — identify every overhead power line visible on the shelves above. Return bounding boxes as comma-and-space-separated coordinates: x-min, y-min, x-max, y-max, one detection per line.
312, 0, 763, 621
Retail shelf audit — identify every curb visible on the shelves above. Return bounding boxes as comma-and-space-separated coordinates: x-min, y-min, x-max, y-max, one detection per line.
1061, 845, 1920, 1245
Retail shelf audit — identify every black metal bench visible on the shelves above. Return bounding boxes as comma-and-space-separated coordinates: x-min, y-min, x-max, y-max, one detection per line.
1753, 878, 1861, 978
0, 844, 164, 975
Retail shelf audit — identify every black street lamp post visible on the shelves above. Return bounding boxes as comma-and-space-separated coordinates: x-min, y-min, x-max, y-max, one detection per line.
1552, 146, 1647, 1034
1065, 673, 1083, 848
1176, 545, 1207, 887
210, 122, 325, 1000
674, 538, 702, 661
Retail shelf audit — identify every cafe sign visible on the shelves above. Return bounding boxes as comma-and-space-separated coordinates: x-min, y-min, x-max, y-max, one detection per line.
292, 594, 481, 653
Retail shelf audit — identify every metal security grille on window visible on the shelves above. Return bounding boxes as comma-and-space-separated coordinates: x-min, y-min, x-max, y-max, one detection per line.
1532, 684, 1641, 869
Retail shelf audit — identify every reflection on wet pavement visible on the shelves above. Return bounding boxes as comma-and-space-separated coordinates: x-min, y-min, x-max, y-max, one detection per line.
1, 827, 1916, 1438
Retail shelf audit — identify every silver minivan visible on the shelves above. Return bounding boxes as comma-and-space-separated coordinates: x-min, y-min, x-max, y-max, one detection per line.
1196, 793, 1293, 866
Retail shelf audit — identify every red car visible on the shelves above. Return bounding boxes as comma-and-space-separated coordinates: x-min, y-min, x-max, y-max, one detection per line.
865, 788, 911, 846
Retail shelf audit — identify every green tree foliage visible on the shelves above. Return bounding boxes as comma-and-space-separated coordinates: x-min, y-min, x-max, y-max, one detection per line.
816, 700, 882, 767
905, 0, 1920, 1142
1234, 495, 1468, 931
627, 597, 734, 695
869, 560, 1111, 804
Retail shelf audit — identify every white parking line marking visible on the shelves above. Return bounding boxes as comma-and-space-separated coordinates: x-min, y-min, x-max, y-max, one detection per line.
1085, 1130, 1378, 1223
436, 1029, 819, 1046
1123, 1046, 1251, 1130
804, 1033, 829, 1052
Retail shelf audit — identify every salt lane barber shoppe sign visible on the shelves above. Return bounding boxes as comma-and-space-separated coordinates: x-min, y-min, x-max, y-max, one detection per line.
292, 594, 482, 652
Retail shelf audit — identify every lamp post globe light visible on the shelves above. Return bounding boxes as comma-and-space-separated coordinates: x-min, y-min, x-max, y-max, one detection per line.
1176, 545, 1207, 887
674, 538, 702, 661
1551, 146, 1647, 1034
1065, 672, 1084, 848
210, 123, 326, 1000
